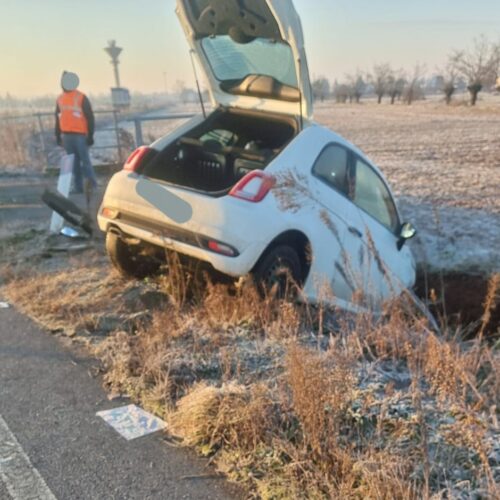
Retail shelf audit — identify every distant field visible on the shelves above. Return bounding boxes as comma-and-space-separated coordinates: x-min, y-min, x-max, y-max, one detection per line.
315, 98, 500, 213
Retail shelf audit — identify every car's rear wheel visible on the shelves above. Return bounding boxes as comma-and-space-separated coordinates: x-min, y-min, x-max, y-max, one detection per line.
106, 231, 160, 279
253, 245, 302, 299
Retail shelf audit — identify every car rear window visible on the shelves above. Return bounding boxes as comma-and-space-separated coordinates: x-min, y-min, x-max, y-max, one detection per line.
202, 36, 298, 89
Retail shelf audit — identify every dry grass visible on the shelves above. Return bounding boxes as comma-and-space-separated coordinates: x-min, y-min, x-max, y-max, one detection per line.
169, 382, 274, 453
0, 114, 52, 170
0, 119, 34, 167
1, 250, 151, 338
2, 244, 499, 498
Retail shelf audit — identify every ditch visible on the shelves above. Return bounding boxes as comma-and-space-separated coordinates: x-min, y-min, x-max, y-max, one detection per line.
415, 271, 500, 337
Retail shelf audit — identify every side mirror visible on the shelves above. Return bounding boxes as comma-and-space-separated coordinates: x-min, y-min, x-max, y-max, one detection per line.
397, 222, 417, 251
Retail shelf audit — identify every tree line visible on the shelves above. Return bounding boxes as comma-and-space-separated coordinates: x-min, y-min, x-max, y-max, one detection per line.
312, 36, 500, 106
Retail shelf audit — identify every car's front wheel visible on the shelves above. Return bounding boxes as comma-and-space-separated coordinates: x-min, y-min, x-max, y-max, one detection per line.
252, 245, 302, 299
105, 231, 160, 279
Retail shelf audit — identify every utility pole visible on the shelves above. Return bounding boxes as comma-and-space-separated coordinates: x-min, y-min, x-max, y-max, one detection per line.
103, 40, 130, 110
104, 40, 123, 88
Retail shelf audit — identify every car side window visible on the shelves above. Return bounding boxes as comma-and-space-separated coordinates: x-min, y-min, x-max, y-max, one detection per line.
312, 144, 349, 196
354, 158, 399, 232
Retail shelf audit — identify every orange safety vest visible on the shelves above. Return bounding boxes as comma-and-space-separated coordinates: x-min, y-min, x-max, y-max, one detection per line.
57, 90, 88, 135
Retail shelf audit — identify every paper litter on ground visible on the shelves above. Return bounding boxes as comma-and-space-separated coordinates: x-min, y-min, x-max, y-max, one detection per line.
96, 404, 167, 441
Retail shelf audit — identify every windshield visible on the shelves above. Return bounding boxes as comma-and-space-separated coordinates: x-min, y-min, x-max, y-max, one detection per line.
201, 36, 298, 88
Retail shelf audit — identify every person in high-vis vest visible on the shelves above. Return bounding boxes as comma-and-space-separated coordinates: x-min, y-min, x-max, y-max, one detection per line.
55, 71, 97, 194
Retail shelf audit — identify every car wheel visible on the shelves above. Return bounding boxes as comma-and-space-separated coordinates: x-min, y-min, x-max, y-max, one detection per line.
253, 245, 302, 299
105, 231, 159, 279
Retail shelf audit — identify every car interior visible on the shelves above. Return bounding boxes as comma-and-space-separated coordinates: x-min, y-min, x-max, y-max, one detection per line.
140, 108, 298, 194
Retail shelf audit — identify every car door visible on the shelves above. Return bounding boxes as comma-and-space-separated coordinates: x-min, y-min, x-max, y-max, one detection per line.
309, 143, 368, 307
351, 156, 413, 308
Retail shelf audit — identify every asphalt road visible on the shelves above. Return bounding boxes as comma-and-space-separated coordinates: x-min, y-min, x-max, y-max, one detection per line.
0, 174, 111, 239
0, 176, 51, 237
0, 304, 240, 500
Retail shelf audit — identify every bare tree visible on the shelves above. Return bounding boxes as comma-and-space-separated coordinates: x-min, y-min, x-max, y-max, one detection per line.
438, 61, 459, 104
451, 36, 500, 105
332, 81, 349, 103
387, 70, 406, 105
312, 77, 330, 102
369, 63, 392, 104
493, 41, 500, 89
403, 63, 426, 105
346, 71, 367, 103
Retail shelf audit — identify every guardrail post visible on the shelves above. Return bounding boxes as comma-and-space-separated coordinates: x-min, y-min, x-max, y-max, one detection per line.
112, 110, 123, 164
134, 119, 144, 147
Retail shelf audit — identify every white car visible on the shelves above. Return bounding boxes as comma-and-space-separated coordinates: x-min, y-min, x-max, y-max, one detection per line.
98, 0, 417, 313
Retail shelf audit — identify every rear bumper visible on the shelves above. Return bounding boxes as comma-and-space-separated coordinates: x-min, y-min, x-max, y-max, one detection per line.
98, 210, 264, 277
97, 170, 294, 278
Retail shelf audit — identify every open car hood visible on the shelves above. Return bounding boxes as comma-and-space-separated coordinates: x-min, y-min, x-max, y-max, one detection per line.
176, 0, 313, 120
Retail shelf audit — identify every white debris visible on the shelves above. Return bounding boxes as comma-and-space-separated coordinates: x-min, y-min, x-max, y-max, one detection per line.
0, 302, 10, 309
97, 404, 166, 441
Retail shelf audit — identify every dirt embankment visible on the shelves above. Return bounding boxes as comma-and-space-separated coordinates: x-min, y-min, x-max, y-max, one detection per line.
415, 272, 500, 336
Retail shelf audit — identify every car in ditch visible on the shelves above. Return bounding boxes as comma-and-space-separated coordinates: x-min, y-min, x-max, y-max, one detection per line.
98, 0, 417, 313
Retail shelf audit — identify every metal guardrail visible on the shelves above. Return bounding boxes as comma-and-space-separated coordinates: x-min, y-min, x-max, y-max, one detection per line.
0, 109, 196, 170
33, 109, 123, 165
130, 113, 196, 147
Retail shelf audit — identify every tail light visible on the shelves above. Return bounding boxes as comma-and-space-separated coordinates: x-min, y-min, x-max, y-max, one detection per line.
207, 240, 238, 257
101, 207, 119, 219
123, 146, 153, 173
229, 171, 276, 203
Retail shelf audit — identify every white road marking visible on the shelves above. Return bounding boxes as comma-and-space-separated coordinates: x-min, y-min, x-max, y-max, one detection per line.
0, 414, 57, 500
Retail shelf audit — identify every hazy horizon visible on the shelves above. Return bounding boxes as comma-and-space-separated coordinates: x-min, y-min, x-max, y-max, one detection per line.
1, 0, 499, 98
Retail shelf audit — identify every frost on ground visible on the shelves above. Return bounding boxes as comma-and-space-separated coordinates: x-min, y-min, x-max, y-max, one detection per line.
0, 243, 498, 499
400, 199, 500, 275
313, 100, 500, 275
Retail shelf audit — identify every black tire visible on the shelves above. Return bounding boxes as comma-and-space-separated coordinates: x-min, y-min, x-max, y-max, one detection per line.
252, 245, 302, 299
106, 231, 159, 279
41, 189, 92, 235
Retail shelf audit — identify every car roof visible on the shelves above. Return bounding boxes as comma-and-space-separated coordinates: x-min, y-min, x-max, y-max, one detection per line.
302, 123, 387, 180
271, 122, 404, 225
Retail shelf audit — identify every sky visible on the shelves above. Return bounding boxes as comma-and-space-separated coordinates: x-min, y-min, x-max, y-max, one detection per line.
1, 0, 499, 97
